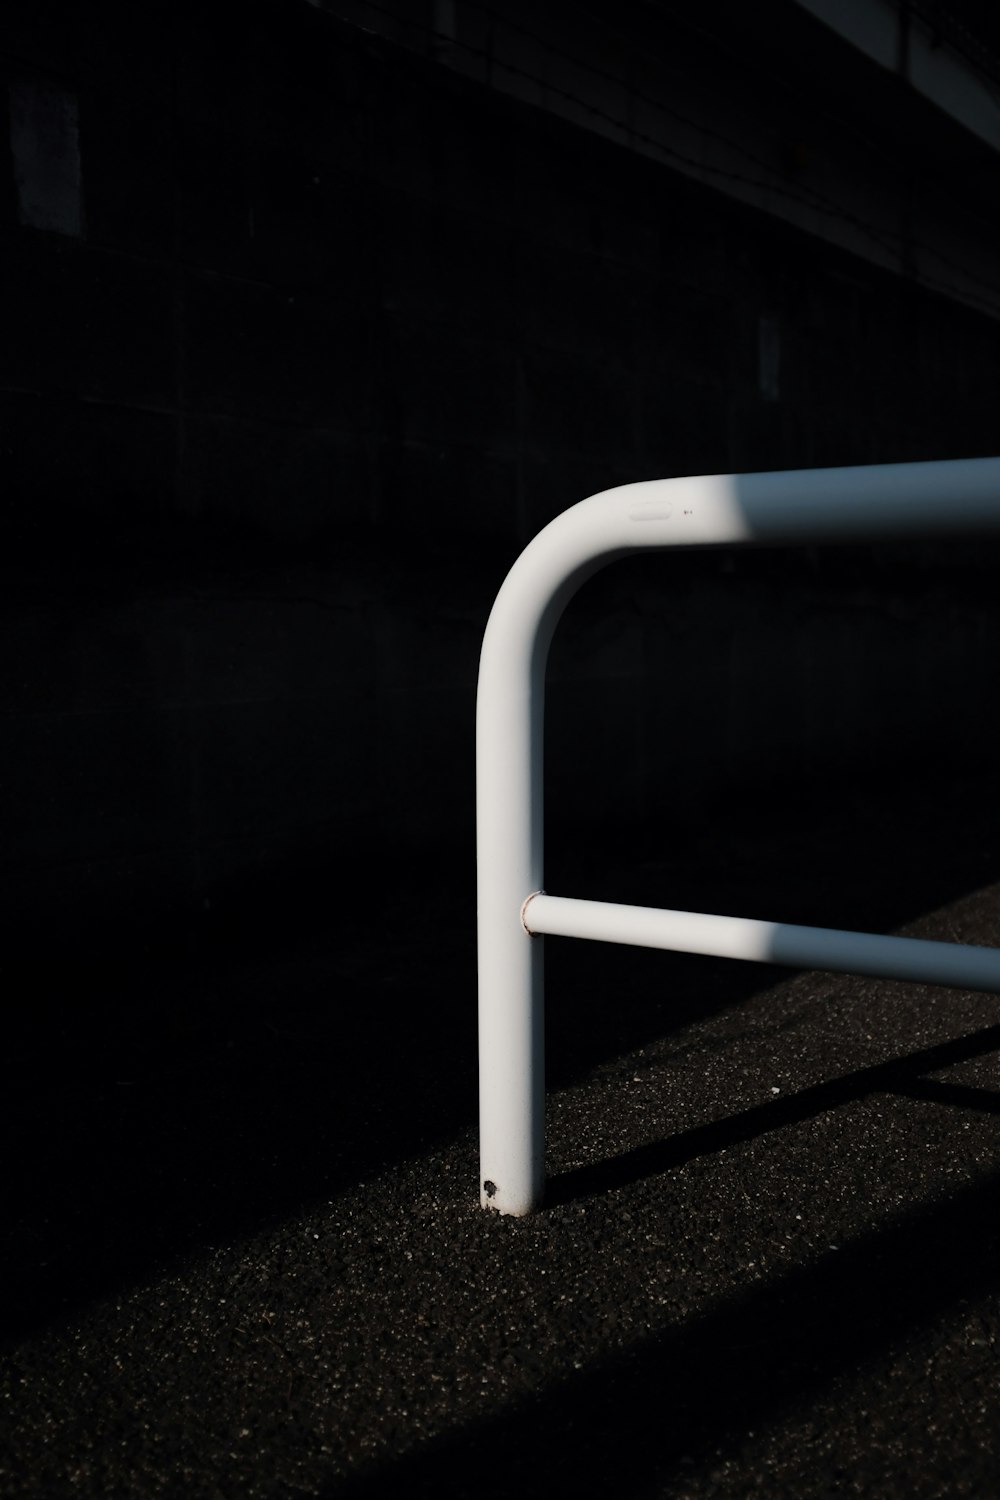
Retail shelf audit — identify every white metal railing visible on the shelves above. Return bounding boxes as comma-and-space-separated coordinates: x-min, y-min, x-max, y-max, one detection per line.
477, 458, 1000, 1215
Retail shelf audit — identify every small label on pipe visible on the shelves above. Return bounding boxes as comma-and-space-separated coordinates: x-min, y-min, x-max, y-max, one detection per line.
628, 501, 673, 521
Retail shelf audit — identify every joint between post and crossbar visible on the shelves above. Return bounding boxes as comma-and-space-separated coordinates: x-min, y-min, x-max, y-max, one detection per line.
520, 891, 544, 934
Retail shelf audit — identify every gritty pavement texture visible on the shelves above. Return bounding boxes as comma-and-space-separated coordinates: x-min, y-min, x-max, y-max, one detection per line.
3, 773, 1000, 1497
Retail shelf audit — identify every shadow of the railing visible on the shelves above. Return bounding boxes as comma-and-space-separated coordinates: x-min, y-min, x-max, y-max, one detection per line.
332, 1144, 1000, 1498
4, 768, 999, 1343
546, 1021, 1000, 1208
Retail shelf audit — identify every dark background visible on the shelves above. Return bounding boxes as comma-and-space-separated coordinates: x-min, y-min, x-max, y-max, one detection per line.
3, 0, 1000, 981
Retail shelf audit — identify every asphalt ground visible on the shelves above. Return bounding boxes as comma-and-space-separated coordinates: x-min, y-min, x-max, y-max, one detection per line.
3, 768, 1000, 1497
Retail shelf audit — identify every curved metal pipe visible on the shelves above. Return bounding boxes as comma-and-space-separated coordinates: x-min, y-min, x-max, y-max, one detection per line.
477, 458, 1000, 1215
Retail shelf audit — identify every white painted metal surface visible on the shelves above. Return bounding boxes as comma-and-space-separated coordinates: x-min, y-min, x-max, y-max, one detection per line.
523, 894, 1000, 994
477, 458, 1000, 1216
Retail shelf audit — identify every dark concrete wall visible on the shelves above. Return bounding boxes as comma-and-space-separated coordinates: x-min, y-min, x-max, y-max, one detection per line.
2, 0, 1000, 963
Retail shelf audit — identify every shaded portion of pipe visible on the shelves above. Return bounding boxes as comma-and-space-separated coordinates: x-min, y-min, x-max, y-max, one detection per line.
523, 894, 1000, 995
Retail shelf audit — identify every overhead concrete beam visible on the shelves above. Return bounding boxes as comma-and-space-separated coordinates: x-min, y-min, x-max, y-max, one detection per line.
792, 0, 1000, 152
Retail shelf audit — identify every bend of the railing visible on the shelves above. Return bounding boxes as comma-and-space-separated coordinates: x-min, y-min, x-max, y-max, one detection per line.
477, 458, 1000, 1216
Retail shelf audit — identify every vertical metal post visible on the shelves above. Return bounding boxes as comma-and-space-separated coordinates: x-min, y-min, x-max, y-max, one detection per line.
476, 475, 746, 1215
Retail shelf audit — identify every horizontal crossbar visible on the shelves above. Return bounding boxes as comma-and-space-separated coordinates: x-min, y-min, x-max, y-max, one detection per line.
522, 893, 1000, 995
